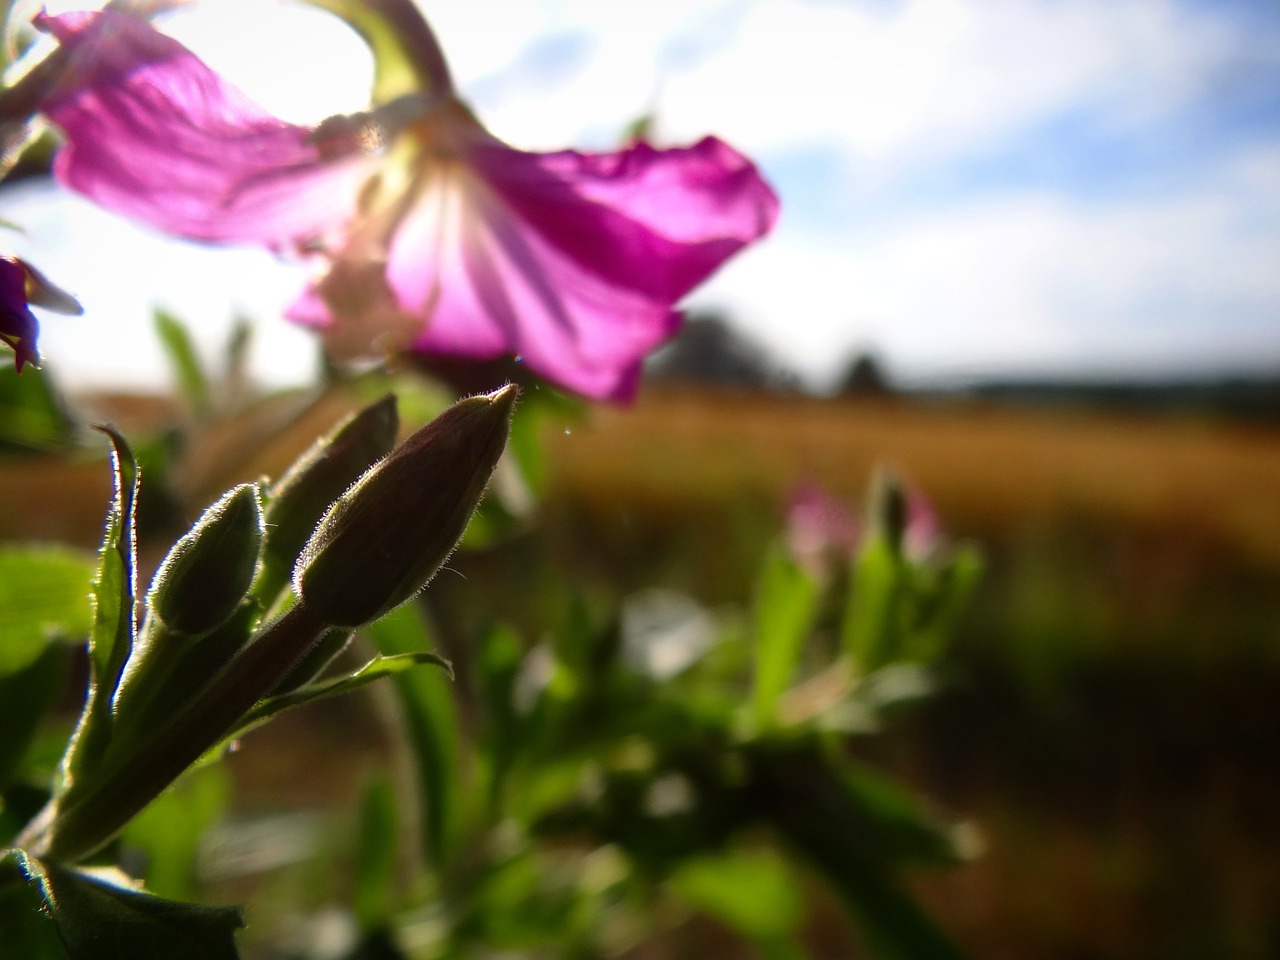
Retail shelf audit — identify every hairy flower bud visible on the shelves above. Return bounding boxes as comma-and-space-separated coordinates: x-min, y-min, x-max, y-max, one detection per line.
294, 385, 517, 629
257, 394, 399, 604
149, 483, 264, 637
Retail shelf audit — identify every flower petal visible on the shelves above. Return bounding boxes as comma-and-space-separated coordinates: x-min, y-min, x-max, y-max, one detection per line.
0, 257, 40, 371
37, 11, 373, 248
368, 137, 777, 400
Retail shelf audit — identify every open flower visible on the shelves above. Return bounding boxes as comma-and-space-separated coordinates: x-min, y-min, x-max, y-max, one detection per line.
0, 255, 82, 371
31, 7, 779, 400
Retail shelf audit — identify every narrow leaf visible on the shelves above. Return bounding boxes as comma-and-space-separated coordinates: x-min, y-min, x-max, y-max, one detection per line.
60, 426, 139, 787
364, 604, 464, 868
153, 310, 212, 418
232, 652, 452, 736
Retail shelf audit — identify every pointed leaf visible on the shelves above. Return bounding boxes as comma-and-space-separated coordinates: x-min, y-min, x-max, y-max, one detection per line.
232, 651, 452, 736
60, 426, 139, 787
153, 310, 211, 419
14, 852, 244, 960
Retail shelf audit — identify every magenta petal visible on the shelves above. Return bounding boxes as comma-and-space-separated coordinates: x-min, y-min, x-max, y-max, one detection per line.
372, 138, 776, 400
0, 257, 40, 371
38, 12, 371, 247
471, 136, 780, 304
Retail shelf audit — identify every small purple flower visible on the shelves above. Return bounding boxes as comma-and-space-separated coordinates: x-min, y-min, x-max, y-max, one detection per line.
33, 9, 779, 400
0, 255, 82, 372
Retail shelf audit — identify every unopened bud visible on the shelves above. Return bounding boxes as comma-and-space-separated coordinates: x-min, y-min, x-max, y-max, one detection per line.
294, 385, 517, 629
150, 484, 264, 637
257, 395, 399, 604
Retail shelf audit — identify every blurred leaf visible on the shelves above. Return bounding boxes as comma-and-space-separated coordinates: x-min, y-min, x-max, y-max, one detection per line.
669, 848, 804, 944
353, 776, 399, 931
121, 765, 232, 903
901, 545, 983, 664
153, 309, 212, 419
364, 604, 465, 868
233, 651, 451, 737
16, 851, 244, 960
0, 546, 94, 676
752, 545, 819, 727
0, 850, 67, 959
0, 363, 76, 454
0, 645, 66, 789
842, 534, 904, 672
747, 742, 967, 960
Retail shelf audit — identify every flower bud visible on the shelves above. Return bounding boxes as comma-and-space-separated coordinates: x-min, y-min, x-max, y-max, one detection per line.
149, 483, 264, 637
294, 385, 517, 629
256, 394, 399, 604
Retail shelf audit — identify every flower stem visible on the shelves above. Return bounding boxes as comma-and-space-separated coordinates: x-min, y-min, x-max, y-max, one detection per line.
20, 604, 332, 864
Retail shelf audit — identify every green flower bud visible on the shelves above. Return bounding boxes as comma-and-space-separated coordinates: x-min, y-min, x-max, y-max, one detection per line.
256, 395, 400, 605
295, 385, 517, 629
149, 484, 264, 637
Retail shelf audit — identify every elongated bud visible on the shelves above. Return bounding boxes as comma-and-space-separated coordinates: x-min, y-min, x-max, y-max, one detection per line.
149, 483, 264, 637
256, 395, 399, 604
295, 385, 517, 629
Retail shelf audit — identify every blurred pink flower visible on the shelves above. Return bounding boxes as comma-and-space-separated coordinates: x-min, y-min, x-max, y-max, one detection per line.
0, 255, 82, 372
32, 9, 779, 400
785, 481, 860, 577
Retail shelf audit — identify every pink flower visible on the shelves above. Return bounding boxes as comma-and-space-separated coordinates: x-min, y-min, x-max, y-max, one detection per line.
32, 8, 779, 400
785, 481, 860, 578
0, 255, 82, 372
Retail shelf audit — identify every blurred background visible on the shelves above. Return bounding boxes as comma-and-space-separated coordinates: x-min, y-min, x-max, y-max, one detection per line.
3, 0, 1279, 957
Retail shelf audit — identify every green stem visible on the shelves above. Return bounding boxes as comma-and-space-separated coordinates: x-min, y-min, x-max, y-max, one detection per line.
20, 604, 332, 864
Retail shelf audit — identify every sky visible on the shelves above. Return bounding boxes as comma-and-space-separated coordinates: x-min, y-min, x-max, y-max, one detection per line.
5, 0, 1280, 391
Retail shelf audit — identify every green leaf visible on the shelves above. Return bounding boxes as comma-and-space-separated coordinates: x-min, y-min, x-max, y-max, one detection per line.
60, 427, 139, 787
353, 776, 399, 931
0, 546, 94, 676
670, 849, 804, 944
232, 651, 451, 737
153, 310, 212, 419
0, 645, 67, 790
15, 852, 244, 960
841, 534, 904, 672
751, 545, 819, 727
0, 851, 67, 959
364, 604, 464, 868
0, 363, 76, 454
748, 743, 968, 960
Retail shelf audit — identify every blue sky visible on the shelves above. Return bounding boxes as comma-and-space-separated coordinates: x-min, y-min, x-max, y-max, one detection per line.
6, 0, 1280, 390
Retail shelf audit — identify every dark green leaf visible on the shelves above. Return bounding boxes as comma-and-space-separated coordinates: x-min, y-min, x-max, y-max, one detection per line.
15, 851, 244, 960
0, 851, 67, 959
0, 645, 67, 789
0, 546, 93, 676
